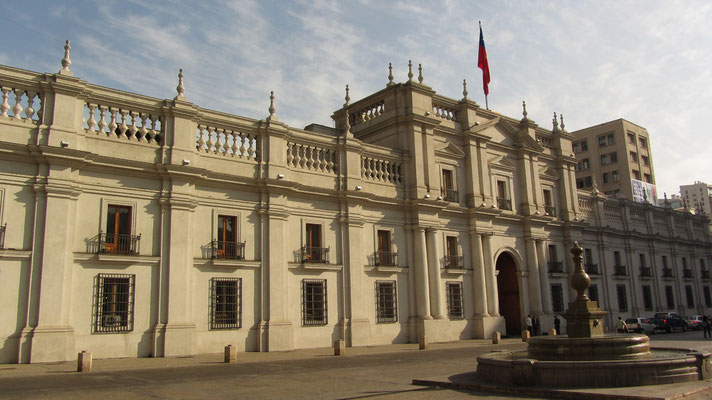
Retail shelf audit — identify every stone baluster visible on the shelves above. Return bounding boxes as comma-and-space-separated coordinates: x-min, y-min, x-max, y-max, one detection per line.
0, 88, 10, 117
228, 131, 236, 156
148, 115, 158, 143
108, 108, 118, 137
97, 106, 107, 135
128, 112, 138, 140
196, 125, 206, 150
12, 89, 23, 120
25, 92, 36, 121
207, 127, 216, 153
139, 114, 148, 142
327, 150, 335, 172
86, 104, 97, 132
118, 110, 128, 138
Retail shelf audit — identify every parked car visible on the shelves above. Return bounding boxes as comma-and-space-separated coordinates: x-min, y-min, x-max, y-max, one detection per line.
625, 317, 656, 334
686, 315, 705, 330
652, 312, 687, 332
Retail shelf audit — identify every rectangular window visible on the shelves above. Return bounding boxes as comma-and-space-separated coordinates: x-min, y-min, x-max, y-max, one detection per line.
441, 169, 458, 201
685, 286, 695, 308
573, 140, 588, 153
551, 284, 564, 313
576, 158, 590, 171
639, 254, 646, 268
496, 180, 511, 210
665, 285, 675, 309
642, 285, 653, 311
598, 135, 607, 147
704, 286, 711, 307
614, 251, 622, 266
584, 248, 593, 265
304, 223, 326, 263
632, 170, 641, 180
104, 204, 133, 255
210, 278, 241, 330
94, 274, 135, 333
215, 215, 242, 259
644, 173, 652, 183
446, 282, 464, 319
662, 255, 668, 268
682, 257, 688, 269
630, 151, 638, 162
609, 152, 617, 163
302, 279, 327, 326
444, 236, 462, 268
627, 132, 635, 144
375, 281, 397, 323
588, 284, 599, 304
642, 155, 649, 166
600, 153, 609, 166
543, 189, 555, 217
376, 230, 395, 266
616, 284, 628, 312
639, 137, 647, 148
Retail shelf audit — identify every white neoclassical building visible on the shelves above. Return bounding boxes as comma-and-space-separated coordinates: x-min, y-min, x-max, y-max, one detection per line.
0, 50, 711, 363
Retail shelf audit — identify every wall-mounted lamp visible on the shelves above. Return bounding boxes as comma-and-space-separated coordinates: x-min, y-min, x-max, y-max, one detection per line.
436, 196, 443, 200
60, 141, 69, 148
355, 185, 362, 191
424, 194, 431, 199
277, 173, 285, 179
182, 159, 191, 165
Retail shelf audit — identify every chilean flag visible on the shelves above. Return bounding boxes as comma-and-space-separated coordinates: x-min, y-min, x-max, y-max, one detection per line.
477, 25, 490, 96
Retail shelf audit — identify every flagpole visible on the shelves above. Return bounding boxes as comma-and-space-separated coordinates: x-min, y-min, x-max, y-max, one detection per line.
485, 94, 489, 111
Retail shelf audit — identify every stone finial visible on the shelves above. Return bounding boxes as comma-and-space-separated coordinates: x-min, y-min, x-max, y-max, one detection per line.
591, 176, 599, 194
59, 40, 72, 76
344, 84, 350, 107
560, 113, 565, 131
407, 60, 414, 82
462, 79, 468, 100
418, 64, 423, 83
343, 108, 352, 136
569, 241, 590, 302
552, 112, 559, 131
268, 91, 277, 121
387, 63, 394, 87
175, 69, 185, 100
521, 101, 528, 120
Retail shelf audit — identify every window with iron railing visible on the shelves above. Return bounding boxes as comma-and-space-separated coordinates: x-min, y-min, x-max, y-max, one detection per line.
585, 263, 599, 275
639, 266, 652, 277
446, 282, 464, 319
444, 255, 465, 269
613, 265, 627, 276
441, 169, 458, 202
94, 274, 135, 333
496, 180, 511, 210
662, 268, 673, 278
441, 188, 459, 202
683, 269, 693, 279
548, 261, 564, 273
302, 223, 328, 263
302, 279, 327, 326
100, 205, 140, 255
210, 240, 245, 260
375, 251, 397, 266
444, 236, 464, 269
210, 278, 241, 330
702, 270, 711, 279
375, 281, 397, 323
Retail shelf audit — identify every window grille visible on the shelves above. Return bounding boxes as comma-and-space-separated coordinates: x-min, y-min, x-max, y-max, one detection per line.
94, 274, 135, 333
446, 282, 464, 319
616, 284, 628, 312
551, 284, 564, 313
375, 281, 397, 323
302, 279, 327, 326
210, 278, 241, 330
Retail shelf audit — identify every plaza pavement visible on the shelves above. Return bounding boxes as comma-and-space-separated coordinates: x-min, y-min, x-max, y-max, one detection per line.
0, 331, 710, 399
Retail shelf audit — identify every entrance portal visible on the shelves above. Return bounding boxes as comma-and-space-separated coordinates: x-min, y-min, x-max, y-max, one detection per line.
496, 252, 521, 335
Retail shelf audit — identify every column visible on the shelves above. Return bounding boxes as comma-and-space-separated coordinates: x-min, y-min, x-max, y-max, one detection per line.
469, 232, 489, 316
525, 238, 543, 314
536, 239, 553, 314
345, 213, 370, 346
483, 234, 499, 316
263, 202, 294, 351
425, 229, 444, 318
413, 228, 431, 319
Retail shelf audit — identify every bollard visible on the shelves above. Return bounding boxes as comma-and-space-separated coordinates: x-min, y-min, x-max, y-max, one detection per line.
334, 339, 345, 356
548, 328, 557, 336
418, 336, 428, 350
521, 329, 530, 342
224, 345, 237, 363
492, 331, 501, 344
77, 350, 92, 373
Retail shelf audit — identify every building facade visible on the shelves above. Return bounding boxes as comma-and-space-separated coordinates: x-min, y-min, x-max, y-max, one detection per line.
680, 181, 712, 215
571, 119, 655, 200
0, 58, 711, 364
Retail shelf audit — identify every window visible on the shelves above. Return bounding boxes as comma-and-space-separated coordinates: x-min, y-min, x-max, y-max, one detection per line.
639, 137, 647, 148
598, 132, 615, 147
445, 236, 463, 268
573, 140, 588, 153
575, 158, 590, 171
376, 230, 395, 266
704, 286, 712, 307
616, 284, 628, 312
94, 274, 135, 333
215, 215, 243, 259
614, 251, 622, 266
103, 204, 135, 255
375, 281, 397, 323
665, 285, 675, 309
576, 176, 593, 189
446, 282, 464, 319
630, 151, 638, 162
548, 245, 563, 273
584, 248, 593, 264
641, 155, 649, 166
627, 132, 635, 144
441, 169, 458, 202
302, 279, 327, 326
602, 171, 620, 184
642, 285, 653, 311
210, 278, 241, 330
543, 189, 556, 217
662, 255, 668, 268
685, 286, 695, 308
588, 284, 599, 304
496, 180, 511, 210
303, 223, 327, 263
632, 170, 641, 180
682, 257, 688, 269
644, 173, 652, 183
551, 284, 564, 313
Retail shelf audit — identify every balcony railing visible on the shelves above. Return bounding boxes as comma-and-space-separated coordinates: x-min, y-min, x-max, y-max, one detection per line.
548, 261, 564, 273
0, 223, 5, 249
702, 270, 711, 279
374, 251, 397, 266
443, 255, 465, 269
497, 197, 512, 211
639, 266, 652, 277
613, 265, 627, 276
683, 269, 693, 279
662, 268, 673, 278
544, 205, 556, 217
97, 232, 141, 255
210, 240, 245, 260
441, 188, 459, 202
301, 246, 329, 263
585, 263, 599, 275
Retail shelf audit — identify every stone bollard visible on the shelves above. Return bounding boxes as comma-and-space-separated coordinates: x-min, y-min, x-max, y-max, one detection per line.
492, 331, 501, 344
334, 339, 345, 356
224, 345, 237, 363
419, 336, 428, 350
548, 328, 557, 336
77, 350, 92, 373
521, 329, 530, 342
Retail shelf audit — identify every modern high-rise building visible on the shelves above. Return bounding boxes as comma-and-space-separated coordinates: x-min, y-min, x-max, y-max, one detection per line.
680, 181, 712, 215
571, 119, 655, 202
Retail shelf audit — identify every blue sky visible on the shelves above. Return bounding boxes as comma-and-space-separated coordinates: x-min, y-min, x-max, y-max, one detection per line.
1, 0, 711, 197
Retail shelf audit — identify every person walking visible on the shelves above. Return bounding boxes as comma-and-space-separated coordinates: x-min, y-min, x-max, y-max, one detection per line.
703, 315, 711, 339
554, 315, 561, 335
616, 316, 628, 333
526, 315, 533, 334
532, 316, 539, 336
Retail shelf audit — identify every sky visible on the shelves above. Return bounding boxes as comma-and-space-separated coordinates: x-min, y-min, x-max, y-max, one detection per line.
1, 0, 710, 197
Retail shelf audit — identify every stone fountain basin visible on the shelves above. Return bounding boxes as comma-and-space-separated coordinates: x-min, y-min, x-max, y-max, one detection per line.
477, 346, 712, 388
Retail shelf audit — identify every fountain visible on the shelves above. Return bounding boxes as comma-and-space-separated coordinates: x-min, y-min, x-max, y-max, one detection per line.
476, 242, 711, 387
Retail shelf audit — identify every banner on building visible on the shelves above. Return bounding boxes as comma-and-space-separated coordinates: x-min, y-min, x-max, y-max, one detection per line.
631, 179, 657, 204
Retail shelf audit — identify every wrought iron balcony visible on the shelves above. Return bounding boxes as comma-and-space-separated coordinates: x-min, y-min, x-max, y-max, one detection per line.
613, 265, 627, 276
639, 266, 652, 277
585, 263, 599, 275
441, 188, 459, 202
443, 255, 465, 269
548, 261, 564, 273
374, 251, 397, 266
662, 268, 673, 278
497, 197, 512, 211
97, 232, 141, 255
683, 269, 693, 279
210, 240, 245, 260
702, 270, 711, 279
301, 246, 329, 263
0, 223, 5, 249
544, 205, 557, 217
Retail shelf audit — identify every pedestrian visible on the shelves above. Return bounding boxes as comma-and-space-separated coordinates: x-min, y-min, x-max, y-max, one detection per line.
532, 316, 539, 336
616, 316, 628, 333
703, 315, 711, 339
554, 315, 561, 335
526, 315, 533, 334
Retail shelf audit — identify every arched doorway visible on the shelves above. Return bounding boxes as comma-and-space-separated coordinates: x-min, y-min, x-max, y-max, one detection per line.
496, 252, 521, 335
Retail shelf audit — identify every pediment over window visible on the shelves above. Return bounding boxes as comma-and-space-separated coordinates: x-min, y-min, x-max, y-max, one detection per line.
435, 141, 466, 159
488, 154, 517, 172
539, 165, 560, 181
469, 117, 544, 152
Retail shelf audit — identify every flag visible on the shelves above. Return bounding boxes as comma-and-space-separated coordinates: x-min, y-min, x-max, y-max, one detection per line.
477, 25, 490, 96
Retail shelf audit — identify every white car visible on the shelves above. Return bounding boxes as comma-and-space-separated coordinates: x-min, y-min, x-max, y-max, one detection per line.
626, 317, 656, 334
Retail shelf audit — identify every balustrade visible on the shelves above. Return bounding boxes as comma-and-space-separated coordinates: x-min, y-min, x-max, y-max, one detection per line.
613, 265, 627, 276
301, 246, 329, 263
287, 142, 337, 173
0, 86, 41, 123
444, 255, 465, 269
639, 266, 652, 277
585, 263, 599, 275
548, 261, 564, 273
662, 268, 673, 278
350, 100, 385, 125
536, 135, 553, 149
210, 240, 245, 260
497, 197, 512, 211
197, 125, 258, 160
683, 269, 693, 279
432, 103, 458, 121
361, 156, 401, 184
374, 251, 397, 266
85, 104, 162, 144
